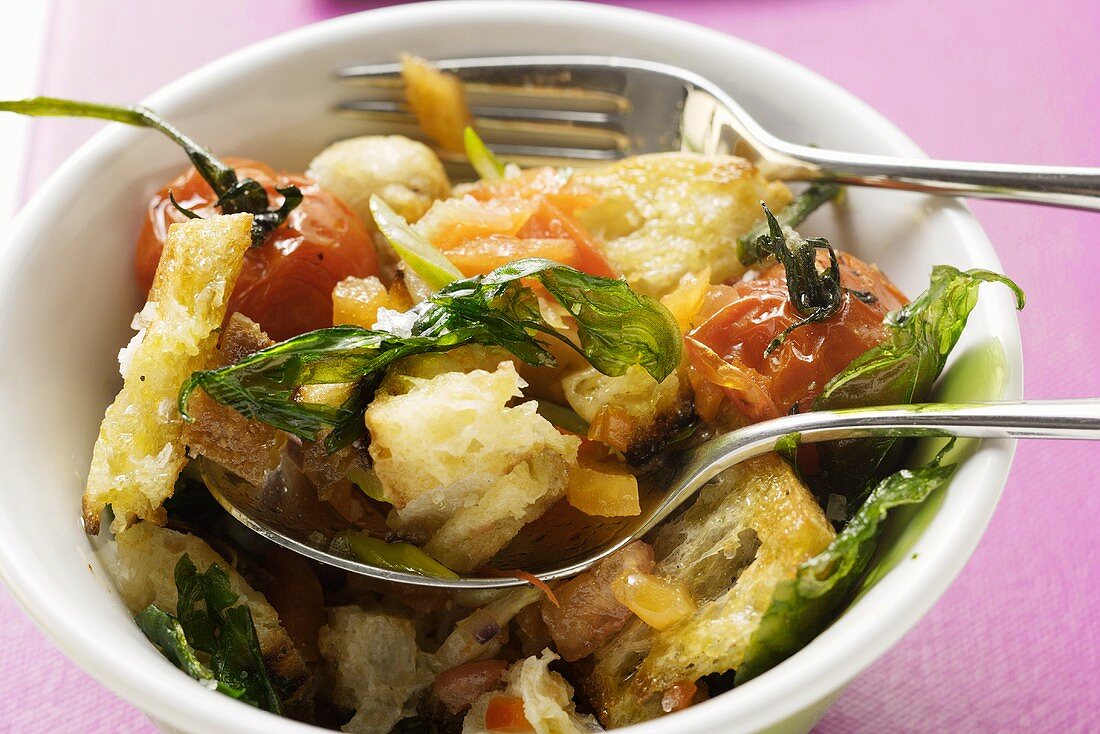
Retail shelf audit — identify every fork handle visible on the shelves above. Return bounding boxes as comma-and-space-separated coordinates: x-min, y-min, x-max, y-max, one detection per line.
766, 141, 1100, 211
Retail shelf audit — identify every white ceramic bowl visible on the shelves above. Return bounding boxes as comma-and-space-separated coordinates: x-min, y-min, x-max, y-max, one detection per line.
0, 2, 1022, 733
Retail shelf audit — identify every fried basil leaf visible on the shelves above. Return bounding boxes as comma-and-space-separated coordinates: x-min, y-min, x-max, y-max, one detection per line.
135, 605, 246, 699
735, 442, 958, 684
180, 259, 681, 452
136, 555, 282, 713
814, 266, 1024, 500
736, 182, 842, 265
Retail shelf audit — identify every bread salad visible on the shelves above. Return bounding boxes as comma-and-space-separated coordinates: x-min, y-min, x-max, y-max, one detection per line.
2, 57, 1023, 732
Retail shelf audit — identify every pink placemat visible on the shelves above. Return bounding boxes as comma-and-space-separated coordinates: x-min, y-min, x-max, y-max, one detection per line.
5, 1, 1099, 732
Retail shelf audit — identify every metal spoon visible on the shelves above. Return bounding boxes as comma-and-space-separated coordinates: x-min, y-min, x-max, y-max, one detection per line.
203, 399, 1100, 590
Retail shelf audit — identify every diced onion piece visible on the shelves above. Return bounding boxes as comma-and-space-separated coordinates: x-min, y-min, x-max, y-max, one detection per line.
565, 460, 640, 517
611, 572, 696, 631
485, 695, 534, 733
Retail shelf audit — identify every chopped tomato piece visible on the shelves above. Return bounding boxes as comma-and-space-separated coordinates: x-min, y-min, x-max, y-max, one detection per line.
135, 158, 379, 341
433, 659, 510, 715
445, 235, 579, 276
587, 405, 635, 453
485, 695, 534, 733
422, 168, 616, 277
661, 679, 700, 713
687, 251, 906, 421
516, 200, 616, 277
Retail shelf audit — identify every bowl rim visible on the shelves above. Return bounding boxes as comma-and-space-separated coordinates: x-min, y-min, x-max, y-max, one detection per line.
0, 2, 1022, 733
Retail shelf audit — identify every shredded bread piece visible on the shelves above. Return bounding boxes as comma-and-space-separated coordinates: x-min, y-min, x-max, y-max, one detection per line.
180, 312, 284, 485
585, 454, 835, 727
573, 153, 792, 298
365, 361, 579, 572
462, 650, 601, 734
112, 522, 311, 709
84, 214, 253, 533
318, 606, 434, 734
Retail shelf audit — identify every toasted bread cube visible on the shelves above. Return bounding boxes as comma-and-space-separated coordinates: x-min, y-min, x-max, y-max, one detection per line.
332, 275, 412, 329
586, 454, 835, 727
319, 606, 434, 734
84, 214, 253, 533
180, 312, 284, 486
401, 54, 473, 154
365, 362, 579, 572
573, 153, 792, 298
308, 135, 451, 234
113, 522, 311, 709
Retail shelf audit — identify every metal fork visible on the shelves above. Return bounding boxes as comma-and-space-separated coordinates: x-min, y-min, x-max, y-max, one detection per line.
336, 55, 1100, 210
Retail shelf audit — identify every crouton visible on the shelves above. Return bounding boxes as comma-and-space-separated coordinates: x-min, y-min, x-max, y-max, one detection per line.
84, 214, 253, 533
585, 454, 835, 727
562, 364, 693, 463
318, 606, 434, 734
307, 135, 451, 232
573, 153, 792, 298
113, 522, 311, 709
462, 650, 600, 734
180, 312, 284, 485
365, 362, 579, 572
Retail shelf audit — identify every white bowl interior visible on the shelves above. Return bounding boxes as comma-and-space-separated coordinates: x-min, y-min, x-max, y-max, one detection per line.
0, 3, 1022, 733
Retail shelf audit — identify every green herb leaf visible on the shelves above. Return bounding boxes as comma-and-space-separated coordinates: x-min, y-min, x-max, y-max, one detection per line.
150, 554, 283, 713
180, 259, 681, 452
464, 126, 506, 180
735, 442, 958, 684
737, 182, 842, 265
0, 96, 299, 246
135, 605, 246, 699
813, 266, 1024, 499
370, 195, 463, 290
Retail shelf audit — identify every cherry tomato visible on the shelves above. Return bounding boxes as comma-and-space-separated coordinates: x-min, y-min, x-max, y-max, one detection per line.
687, 251, 907, 422
135, 158, 379, 341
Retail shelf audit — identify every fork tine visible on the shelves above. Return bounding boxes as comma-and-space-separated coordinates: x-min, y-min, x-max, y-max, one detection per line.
334, 56, 650, 164
335, 99, 619, 126
332, 106, 630, 161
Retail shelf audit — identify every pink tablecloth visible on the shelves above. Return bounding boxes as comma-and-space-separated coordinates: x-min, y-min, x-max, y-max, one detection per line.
5, 1, 1099, 732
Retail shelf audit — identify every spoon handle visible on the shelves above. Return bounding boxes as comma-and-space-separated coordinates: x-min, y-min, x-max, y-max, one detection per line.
764, 141, 1100, 211
650, 399, 1100, 537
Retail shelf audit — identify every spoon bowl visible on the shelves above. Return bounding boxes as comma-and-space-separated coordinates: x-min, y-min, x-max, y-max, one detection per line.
204, 398, 1100, 589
